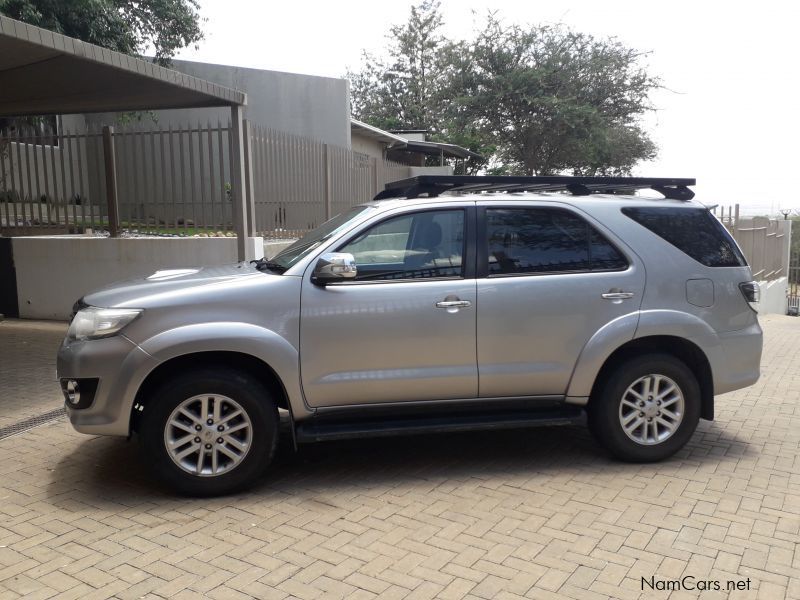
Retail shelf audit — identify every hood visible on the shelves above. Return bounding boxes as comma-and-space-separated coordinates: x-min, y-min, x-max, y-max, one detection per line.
82, 263, 273, 309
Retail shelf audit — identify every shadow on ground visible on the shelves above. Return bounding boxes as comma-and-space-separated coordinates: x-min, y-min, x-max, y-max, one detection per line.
43, 417, 755, 510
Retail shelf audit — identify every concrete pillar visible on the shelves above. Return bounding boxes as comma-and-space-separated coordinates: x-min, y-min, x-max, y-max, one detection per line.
243, 119, 257, 237
229, 104, 253, 261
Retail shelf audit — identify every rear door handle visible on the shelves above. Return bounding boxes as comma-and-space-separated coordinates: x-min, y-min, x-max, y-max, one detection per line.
601, 291, 635, 300
436, 300, 472, 308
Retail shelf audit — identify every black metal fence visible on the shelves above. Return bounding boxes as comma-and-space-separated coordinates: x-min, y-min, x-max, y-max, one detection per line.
1, 122, 411, 238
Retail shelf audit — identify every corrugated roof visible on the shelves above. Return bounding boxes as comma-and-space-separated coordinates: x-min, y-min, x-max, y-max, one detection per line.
399, 140, 483, 160
351, 119, 406, 145
350, 119, 482, 160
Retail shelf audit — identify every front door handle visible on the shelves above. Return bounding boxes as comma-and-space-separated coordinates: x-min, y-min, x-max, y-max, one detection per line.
436, 300, 472, 308
601, 291, 635, 300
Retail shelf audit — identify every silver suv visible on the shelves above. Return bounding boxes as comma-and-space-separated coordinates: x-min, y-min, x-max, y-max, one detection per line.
57, 176, 763, 495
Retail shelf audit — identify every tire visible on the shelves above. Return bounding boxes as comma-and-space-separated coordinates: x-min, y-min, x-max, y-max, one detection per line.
139, 367, 278, 496
587, 354, 700, 462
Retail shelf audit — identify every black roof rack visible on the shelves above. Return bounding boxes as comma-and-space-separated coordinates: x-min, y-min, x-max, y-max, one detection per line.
374, 175, 696, 201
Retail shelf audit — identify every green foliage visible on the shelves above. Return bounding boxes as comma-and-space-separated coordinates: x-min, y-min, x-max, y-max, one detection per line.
348, 1, 493, 174
349, 3, 659, 176
349, 0, 445, 132
0, 0, 204, 66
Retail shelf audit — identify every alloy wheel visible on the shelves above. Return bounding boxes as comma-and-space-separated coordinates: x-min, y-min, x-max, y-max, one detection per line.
164, 394, 252, 476
618, 374, 685, 446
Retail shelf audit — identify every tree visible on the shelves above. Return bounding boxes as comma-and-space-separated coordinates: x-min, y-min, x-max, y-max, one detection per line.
464, 16, 657, 175
349, 4, 659, 176
0, 0, 204, 66
349, 0, 447, 133
349, 1, 493, 173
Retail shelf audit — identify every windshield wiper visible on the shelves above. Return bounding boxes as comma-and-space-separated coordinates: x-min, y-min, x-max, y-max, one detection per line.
250, 258, 287, 274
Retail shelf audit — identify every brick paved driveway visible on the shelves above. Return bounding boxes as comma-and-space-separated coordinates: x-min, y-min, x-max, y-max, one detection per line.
0, 319, 66, 430
0, 316, 798, 599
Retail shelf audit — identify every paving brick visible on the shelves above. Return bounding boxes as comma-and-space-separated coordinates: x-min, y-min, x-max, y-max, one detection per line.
0, 314, 799, 599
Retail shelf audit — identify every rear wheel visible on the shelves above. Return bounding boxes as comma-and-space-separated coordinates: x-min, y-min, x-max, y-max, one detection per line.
140, 368, 278, 496
588, 354, 700, 462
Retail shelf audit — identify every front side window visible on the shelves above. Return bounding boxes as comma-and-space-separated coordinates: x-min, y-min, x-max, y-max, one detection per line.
486, 208, 627, 275
339, 209, 465, 281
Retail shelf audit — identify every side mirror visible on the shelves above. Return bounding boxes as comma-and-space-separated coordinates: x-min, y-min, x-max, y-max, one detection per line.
312, 252, 357, 285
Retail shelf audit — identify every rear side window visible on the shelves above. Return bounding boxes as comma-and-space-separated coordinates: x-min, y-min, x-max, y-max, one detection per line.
486, 208, 628, 275
622, 207, 746, 267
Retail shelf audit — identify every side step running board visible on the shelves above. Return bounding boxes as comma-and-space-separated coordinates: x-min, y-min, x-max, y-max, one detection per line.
295, 407, 583, 444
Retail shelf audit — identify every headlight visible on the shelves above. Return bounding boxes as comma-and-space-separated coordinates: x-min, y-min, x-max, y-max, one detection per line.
67, 307, 142, 341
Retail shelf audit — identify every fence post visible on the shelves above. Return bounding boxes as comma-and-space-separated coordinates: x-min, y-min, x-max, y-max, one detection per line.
323, 144, 332, 221
372, 158, 379, 198
242, 119, 256, 236
101, 126, 120, 237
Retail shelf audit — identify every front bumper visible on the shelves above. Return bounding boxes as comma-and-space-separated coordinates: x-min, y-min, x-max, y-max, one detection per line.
57, 334, 157, 436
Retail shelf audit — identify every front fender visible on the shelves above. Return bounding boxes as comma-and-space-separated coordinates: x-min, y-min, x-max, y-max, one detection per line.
138, 322, 308, 418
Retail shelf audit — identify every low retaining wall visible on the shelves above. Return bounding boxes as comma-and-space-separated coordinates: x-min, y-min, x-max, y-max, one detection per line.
2, 236, 293, 320
0, 235, 788, 321
757, 277, 788, 316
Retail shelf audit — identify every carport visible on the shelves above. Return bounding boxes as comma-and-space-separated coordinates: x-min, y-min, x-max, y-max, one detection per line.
0, 15, 257, 260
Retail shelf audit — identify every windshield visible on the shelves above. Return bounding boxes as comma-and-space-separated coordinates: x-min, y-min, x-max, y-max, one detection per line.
269, 206, 375, 270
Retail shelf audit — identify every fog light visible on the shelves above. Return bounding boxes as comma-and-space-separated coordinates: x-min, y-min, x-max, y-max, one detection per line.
60, 378, 98, 409
65, 380, 80, 405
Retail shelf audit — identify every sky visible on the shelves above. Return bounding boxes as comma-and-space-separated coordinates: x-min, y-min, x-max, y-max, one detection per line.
175, 0, 800, 216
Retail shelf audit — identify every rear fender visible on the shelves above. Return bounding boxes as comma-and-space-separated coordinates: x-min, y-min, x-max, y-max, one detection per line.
565, 313, 639, 403
566, 310, 720, 401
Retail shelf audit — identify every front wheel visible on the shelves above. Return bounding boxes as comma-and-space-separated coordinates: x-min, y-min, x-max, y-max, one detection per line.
139, 368, 278, 496
588, 354, 701, 462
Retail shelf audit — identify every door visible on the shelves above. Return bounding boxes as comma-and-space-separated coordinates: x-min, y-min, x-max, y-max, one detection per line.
477, 205, 645, 397
300, 207, 477, 407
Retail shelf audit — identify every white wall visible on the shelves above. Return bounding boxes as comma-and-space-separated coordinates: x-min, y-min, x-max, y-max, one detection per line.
12, 236, 291, 320
409, 166, 454, 176
757, 277, 789, 316
15, 235, 783, 321
351, 132, 385, 160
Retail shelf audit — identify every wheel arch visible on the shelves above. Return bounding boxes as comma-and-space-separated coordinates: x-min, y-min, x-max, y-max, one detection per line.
588, 336, 714, 421
131, 351, 291, 433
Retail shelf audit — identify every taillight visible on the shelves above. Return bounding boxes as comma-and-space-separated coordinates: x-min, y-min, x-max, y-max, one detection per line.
739, 281, 760, 312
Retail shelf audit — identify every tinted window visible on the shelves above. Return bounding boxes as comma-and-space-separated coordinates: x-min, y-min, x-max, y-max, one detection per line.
486, 208, 627, 275
622, 207, 747, 267
340, 209, 464, 280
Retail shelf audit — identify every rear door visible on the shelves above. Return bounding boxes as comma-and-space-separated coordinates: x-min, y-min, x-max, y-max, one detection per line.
476, 203, 645, 397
